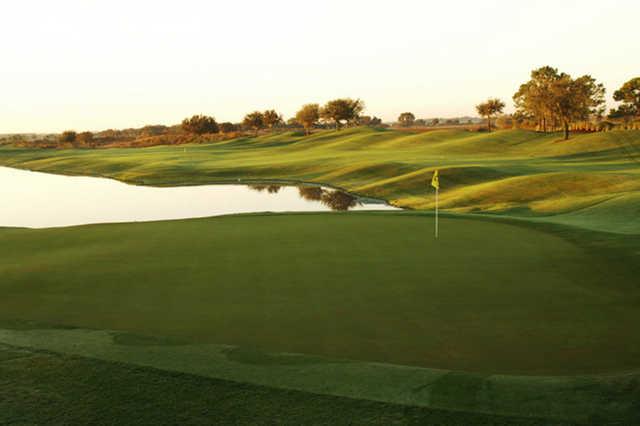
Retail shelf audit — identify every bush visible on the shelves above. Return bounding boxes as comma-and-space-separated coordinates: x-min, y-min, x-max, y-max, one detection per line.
181, 115, 219, 134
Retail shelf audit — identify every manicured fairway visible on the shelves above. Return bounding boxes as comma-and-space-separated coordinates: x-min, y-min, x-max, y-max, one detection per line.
2, 212, 638, 375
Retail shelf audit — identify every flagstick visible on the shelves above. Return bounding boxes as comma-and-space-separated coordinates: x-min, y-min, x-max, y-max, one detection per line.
435, 187, 439, 239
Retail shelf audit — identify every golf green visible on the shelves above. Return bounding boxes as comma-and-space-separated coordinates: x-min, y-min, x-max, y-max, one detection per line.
2, 212, 638, 375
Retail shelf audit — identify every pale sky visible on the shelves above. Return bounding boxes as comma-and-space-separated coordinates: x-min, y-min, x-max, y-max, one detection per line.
1, 0, 639, 133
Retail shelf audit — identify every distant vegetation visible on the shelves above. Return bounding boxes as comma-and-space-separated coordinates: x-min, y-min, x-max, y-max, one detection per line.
181, 115, 219, 135
397, 112, 416, 127
512, 66, 606, 139
295, 104, 320, 135
3, 67, 638, 149
475, 98, 505, 131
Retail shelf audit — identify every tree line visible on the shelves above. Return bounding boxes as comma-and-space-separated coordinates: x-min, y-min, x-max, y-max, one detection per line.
8, 68, 638, 148
396, 68, 638, 140
485, 67, 637, 140
182, 98, 370, 137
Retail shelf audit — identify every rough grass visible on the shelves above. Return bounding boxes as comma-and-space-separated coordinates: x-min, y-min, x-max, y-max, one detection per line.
0, 343, 578, 425
1, 128, 639, 233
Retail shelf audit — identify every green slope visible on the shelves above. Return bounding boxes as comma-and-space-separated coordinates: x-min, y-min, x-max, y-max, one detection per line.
1, 127, 638, 234
2, 129, 640, 423
0, 343, 574, 425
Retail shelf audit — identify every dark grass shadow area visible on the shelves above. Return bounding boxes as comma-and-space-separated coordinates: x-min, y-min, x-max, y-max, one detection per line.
0, 343, 572, 426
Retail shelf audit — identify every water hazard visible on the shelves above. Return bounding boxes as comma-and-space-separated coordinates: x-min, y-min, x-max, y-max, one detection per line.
0, 166, 397, 228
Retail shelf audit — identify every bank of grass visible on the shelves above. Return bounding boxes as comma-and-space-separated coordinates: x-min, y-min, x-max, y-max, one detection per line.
0, 343, 575, 425
1, 127, 639, 233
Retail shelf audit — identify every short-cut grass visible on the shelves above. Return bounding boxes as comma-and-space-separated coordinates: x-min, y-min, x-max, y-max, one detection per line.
1, 212, 639, 375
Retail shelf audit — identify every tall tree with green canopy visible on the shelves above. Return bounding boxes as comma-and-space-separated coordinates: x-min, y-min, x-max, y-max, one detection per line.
320, 98, 365, 130
243, 111, 265, 136
513, 66, 559, 132
181, 115, 219, 134
513, 67, 605, 138
548, 73, 605, 140
262, 110, 283, 131
612, 77, 640, 118
397, 112, 416, 127
475, 98, 505, 131
295, 104, 320, 135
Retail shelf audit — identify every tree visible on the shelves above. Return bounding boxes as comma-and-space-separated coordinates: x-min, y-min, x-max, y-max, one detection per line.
548, 74, 605, 140
397, 112, 416, 127
77, 131, 94, 146
369, 116, 382, 126
475, 98, 505, 131
181, 115, 219, 134
262, 109, 283, 131
513, 66, 606, 138
243, 111, 264, 136
513, 66, 559, 132
346, 98, 365, 126
320, 98, 364, 130
59, 130, 77, 145
613, 77, 640, 118
295, 104, 320, 135
414, 118, 427, 126
430, 118, 440, 126
219, 122, 237, 133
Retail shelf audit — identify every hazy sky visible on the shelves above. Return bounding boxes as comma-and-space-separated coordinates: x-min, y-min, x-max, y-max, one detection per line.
1, 0, 639, 133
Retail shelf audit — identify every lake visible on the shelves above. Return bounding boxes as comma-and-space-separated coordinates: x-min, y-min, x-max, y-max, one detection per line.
0, 166, 398, 228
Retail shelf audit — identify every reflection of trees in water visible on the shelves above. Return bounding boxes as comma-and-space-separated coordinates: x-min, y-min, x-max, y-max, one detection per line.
249, 184, 360, 211
248, 184, 281, 193
298, 185, 360, 210
321, 190, 360, 211
298, 186, 324, 201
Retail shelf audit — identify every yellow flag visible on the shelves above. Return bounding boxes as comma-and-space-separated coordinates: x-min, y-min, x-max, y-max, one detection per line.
431, 170, 439, 190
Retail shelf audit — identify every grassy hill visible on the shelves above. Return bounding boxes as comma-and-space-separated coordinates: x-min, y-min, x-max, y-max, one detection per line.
1, 128, 639, 423
1, 127, 638, 234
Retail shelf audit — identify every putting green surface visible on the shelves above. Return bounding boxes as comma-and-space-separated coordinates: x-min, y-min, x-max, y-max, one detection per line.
2, 212, 638, 375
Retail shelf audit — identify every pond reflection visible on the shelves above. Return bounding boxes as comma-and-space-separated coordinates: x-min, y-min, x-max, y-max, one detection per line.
254, 184, 361, 211
320, 189, 360, 211
248, 184, 282, 194
0, 166, 398, 228
297, 186, 323, 201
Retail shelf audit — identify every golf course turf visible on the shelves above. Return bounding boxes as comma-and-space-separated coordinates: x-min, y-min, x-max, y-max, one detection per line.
1, 212, 638, 375
1, 127, 639, 234
1, 127, 639, 423
0, 343, 576, 425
